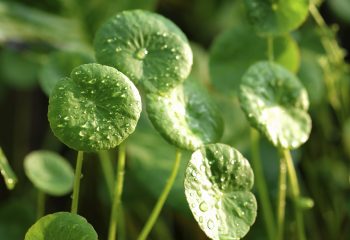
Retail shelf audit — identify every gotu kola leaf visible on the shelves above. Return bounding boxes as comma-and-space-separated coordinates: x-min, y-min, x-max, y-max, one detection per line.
209, 26, 300, 95
94, 10, 193, 92
24, 150, 74, 196
184, 143, 257, 240
243, 0, 309, 35
239, 61, 311, 149
146, 78, 223, 151
25, 212, 97, 240
48, 63, 142, 152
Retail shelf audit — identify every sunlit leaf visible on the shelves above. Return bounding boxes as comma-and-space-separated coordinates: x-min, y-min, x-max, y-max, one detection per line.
244, 0, 309, 35
94, 10, 193, 92
239, 61, 311, 149
24, 150, 74, 196
39, 51, 93, 96
146, 78, 223, 150
184, 143, 257, 240
25, 212, 98, 240
48, 63, 142, 151
0, 147, 17, 190
210, 26, 300, 95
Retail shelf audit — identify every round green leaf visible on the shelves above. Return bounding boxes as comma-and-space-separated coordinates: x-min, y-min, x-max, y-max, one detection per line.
94, 10, 193, 92
239, 61, 311, 149
39, 51, 93, 96
24, 150, 74, 196
209, 26, 300, 95
146, 79, 223, 150
244, 0, 309, 35
48, 63, 142, 152
184, 143, 257, 240
25, 212, 97, 240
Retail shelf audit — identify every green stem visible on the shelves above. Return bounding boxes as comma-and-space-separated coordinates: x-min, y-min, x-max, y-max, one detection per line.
71, 151, 84, 214
267, 36, 274, 62
283, 149, 306, 240
276, 148, 287, 240
36, 190, 45, 219
98, 150, 115, 201
137, 149, 182, 240
108, 143, 126, 240
250, 129, 275, 240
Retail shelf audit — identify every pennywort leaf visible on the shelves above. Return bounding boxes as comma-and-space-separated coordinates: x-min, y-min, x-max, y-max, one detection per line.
48, 63, 142, 152
244, 0, 309, 35
146, 79, 223, 151
184, 143, 257, 240
25, 212, 98, 240
94, 10, 193, 92
239, 61, 312, 149
24, 150, 74, 196
0, 147, 17, 190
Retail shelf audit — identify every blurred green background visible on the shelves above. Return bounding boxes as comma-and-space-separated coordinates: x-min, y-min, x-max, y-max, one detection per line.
0, 0, 349, 239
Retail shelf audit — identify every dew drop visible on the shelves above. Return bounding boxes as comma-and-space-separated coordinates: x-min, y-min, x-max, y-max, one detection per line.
199, 202, 208, 212
207, 220, 214, 229
134, 48, 148, 60
79, 131, 85, 137
115, 47, 122, 52
199, 216, 203, 223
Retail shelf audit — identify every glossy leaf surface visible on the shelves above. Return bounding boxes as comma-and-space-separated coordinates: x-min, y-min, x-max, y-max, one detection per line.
239, 61, 311, 149
244, 0, 309, 35
39, 51, 93, 96
146, 79, 223, 150
25, 212, 97, 240
209, 26, 300, 95
94, 10, 193, 92
184, 143, 257, 240
24, 151, 74, 196
48, 63, 142, 152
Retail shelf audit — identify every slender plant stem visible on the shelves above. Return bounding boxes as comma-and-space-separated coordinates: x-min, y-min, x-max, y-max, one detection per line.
267, 36, 274, 62
98, 150, 115, 201
276, 148, 287, 240
108, 143, 126, 240
250, 129, 275, 240
36, 190, 45, 219
283, 149, 306, 240
71, 151, 84, 214
137, 149, 182, 240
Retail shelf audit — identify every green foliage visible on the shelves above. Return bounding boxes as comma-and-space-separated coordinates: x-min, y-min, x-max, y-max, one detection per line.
24, 150, 74, 196
184, 143, 257, 240
0, 147, 17, 190
48, 63, 142, 151
244, 0, 310, 35
93, 10, 193, 92
39, 51, 93, 96
239, 61, 311, 149
146, 79, 223, 150
209, 26, 300, 95
24, 212, 98, 240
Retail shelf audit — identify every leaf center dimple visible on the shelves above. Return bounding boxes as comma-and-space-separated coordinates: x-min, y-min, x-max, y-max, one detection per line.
134, 48, 148, 60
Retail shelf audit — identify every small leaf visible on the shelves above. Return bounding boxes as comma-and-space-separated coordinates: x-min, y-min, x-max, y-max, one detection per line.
239, 61, 311, 149
48, 63, 142, 152
94, 10, 193, 92
0, 147, 17, 190
25, 212, 98, 240
184, 143, 257, 240
146, 79, 223, 150
209, 26, 300, 95
39, 51, 93, 96
243, 0, 309, 35
23, 150, 74, 196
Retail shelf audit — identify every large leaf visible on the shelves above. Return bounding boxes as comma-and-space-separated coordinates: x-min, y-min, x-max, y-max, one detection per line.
25, 212, 97, 240
24, 150, 74, 196
48, 63, 142, 151
243, 0, 309, 35
94, 10, 193, 92
209, 26, 300, 95
146, 78, 223, 150
239, 61, 311, 149
184, 143, 257, 240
